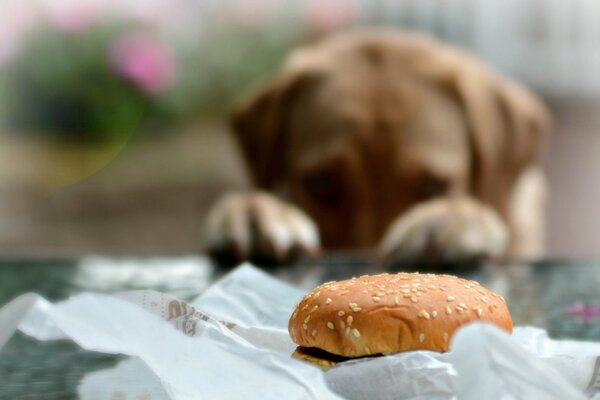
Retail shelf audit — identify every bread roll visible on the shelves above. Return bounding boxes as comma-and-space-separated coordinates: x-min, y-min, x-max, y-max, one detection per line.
288, 272, 512, 358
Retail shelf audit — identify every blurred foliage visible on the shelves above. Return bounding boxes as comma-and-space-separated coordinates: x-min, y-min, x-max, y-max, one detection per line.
0, 19, 302, 143
177, 27, 302, 118
0, 27, 155, 142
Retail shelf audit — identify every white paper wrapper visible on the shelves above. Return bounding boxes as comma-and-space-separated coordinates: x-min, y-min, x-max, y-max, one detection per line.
1, 263, 600, 400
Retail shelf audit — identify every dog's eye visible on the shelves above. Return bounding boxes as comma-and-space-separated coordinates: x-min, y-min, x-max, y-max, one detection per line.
420, 176, 448, 199
303, 172, 341, 206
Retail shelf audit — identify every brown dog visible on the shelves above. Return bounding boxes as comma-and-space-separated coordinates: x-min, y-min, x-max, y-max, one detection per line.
206, 30, 550, 265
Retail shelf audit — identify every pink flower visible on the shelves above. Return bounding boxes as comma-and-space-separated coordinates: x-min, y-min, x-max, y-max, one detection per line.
563, 302, 600, 321
110, 33, 176, 94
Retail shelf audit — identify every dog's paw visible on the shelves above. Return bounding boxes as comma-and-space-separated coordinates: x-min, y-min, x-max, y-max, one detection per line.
205, 191, 320, 265
378, 197, 508, 264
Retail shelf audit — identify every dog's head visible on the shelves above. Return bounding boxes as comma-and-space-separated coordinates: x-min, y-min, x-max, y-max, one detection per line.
231, 31, 549, 249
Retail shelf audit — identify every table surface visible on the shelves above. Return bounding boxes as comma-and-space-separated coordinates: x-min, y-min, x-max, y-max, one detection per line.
1, 256, 600, 399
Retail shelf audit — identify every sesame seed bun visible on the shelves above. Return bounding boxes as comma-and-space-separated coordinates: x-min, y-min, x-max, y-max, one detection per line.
288, 272, 512, 359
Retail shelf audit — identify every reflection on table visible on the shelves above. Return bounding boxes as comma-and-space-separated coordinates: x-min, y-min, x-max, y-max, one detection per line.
0, 256, 599, 399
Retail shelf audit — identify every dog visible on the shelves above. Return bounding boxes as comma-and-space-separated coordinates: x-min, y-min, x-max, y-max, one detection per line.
205, 30, 550, 266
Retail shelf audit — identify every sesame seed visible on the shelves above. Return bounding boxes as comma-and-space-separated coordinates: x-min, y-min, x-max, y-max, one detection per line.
364, 346, 371, 353
439, 287, 447, 291
314, 291, 321, 298
447, 296, 455, 302
304, 316, 311, 323
411, 288, 418, 293
418, 309, 431, 319
327, 322, 335, 330
352, 328, 360, 338
301, 304, 309, 311
403, 293, 413, 298
456, 307, 465, 314
362, 290, 369, 293
292, 310, 298, 319
488, 305, 495, 312
411, 296, 418, 303
443, 332, 449, 342
338, 310, 346, 316
340, 290, 349, 295
480, 296, 489, 304
310, 305, 319, 313
428, 285, 436, 289
372, 296, 381, 302
419, 333, 425, 343
445, 306, 452, 315
459, 302, 467, 309
349, 302, 358, 309
352, 306, 363, 312
347, 316, 353, 325
325, 298, 332, 305
395, 296, 401, 305
387, 290, 397, 294
416, 292, 422, 297
311, 329, 317, 337
376, 292, 386, 297
303, 324, 308, 330
345, 327, 351, 336
493, 303, 498, 308
340, 321, 346, 329
401, 289, 411, 294
474, 307, 483, 317
431, 310, 438, 318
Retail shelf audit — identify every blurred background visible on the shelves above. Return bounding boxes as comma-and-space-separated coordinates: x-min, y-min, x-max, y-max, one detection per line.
0, 0, 598, 258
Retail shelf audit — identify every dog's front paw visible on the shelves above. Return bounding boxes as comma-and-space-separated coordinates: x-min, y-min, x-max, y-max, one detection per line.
205, 191, 320, 265
379, 197, 507, 265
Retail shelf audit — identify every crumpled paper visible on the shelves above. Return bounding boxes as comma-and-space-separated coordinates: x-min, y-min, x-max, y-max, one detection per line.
1, 263, 600, 400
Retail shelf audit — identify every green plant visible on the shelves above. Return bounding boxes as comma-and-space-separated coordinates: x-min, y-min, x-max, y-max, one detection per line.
0, 26, 175, 142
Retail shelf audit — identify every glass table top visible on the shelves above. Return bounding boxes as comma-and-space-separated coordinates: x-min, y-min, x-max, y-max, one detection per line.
1, 256, 600, 399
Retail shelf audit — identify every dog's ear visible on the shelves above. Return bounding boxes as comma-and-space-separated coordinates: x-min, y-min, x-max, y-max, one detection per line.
230, 70, 323, 190
451, 67, 550, 213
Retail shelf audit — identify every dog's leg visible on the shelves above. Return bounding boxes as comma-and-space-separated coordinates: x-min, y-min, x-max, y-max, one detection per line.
378, 197, 508, 264
205, 191, 320, 265
506, 167, 547, 260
